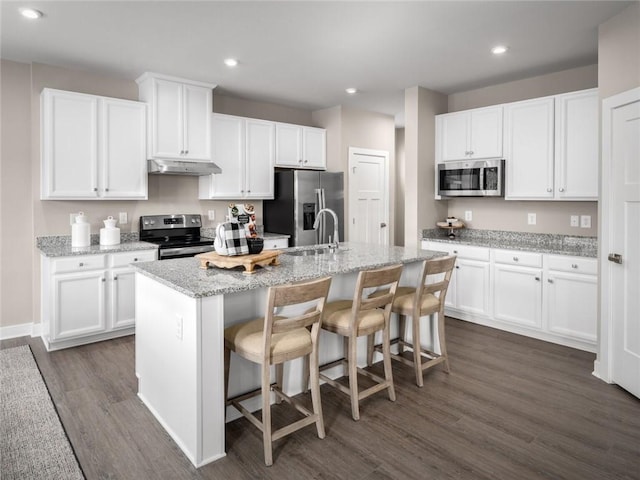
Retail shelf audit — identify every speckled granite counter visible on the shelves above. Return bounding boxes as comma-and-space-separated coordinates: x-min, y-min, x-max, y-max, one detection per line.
37, 234, 158, 257
133, 242, 444, 298
422, 229, 597, 258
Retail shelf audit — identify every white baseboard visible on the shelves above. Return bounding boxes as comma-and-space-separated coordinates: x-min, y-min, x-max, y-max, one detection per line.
0, 322, 39, 340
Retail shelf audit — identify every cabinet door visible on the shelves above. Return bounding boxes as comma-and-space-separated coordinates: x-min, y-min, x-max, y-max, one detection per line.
302, 127, 326, 169
182, 84, 212, 161
493, 264, 542, 328
504, 97, 555, 199
545, 271, 597, 343
200, 114, 244, 199
110, 268, 136, 329
245, 119, 275, 199
52, 271, 106, 340
455, 259, 490, 316
275, 123, 303, 167
101, 98, 147, 199
554, 89, 598, 200
41, 89, 99, 199
437, 112, 469, 161
152, 78, 183, 158
470, 106, 502, 159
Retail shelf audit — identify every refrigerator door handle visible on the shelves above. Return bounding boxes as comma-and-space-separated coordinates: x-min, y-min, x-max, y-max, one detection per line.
315, 188, 323, 244
320, 188, 327, 244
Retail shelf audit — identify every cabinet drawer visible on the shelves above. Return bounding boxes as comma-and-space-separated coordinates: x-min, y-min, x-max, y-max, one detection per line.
545, 255, 597, 275
52, 255, 106, 274
422, 241, 489, 261
263, 238, 288, 250
493, 249, 542, 268
110, 250, 157, 267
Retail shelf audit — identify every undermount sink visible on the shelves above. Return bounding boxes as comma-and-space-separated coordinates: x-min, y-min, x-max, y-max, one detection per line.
285, 247, 348, 257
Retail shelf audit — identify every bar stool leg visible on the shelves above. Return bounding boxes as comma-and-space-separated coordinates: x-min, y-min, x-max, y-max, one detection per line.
309, 347, 325, 438
348, 336, 360, 421
437, 309, 451, 374
262, 362, 273, 466
366, 334, 375, 367
275, 363, 284, 404
224, 347, 231, 406
412, 314, 424, 387
398, 314, 406, 355
302, 354, 310, 392
382, 321, 396, 401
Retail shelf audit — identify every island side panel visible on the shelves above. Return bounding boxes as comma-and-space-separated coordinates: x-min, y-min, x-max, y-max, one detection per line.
135, 273, 226, 467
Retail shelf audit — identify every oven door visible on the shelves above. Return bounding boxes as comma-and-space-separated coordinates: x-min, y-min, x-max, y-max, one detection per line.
438, 159, 504, 197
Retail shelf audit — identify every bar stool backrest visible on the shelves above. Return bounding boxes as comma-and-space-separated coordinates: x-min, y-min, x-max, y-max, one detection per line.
350, 264, 403, 331
416, 255, 457, 306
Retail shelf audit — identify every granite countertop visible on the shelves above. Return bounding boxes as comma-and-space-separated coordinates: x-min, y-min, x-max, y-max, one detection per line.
422, 229, 597, 258
37, 234, 158, 257
133, 242, 445, 298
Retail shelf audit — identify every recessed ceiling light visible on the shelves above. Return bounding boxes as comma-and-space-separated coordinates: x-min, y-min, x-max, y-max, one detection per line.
19, 8, 43, 19
224, 58, 238, 67
345, 88, 358, 95
491, 45, 508, 55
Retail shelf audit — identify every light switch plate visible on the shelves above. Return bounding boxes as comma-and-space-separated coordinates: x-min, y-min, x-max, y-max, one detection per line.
570, 215, 579, 227
118, 212, 127, 224
580, 215, 591, 228
528, 213, 536, 225
208, 210, 215, 221
465, 211, 472, 221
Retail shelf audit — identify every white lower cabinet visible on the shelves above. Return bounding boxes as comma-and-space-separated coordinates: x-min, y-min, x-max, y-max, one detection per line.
422, 241, 597, 352
492, 250, 543, 329
422, 242, 491, 319
544, 255, 598, 344
41, 250, 156, 351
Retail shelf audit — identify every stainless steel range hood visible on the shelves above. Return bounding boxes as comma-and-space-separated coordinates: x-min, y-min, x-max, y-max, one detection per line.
148, 159, 222, 176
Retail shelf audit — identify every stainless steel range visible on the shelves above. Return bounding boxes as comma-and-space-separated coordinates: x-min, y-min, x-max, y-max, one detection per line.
139, 214, 215, 260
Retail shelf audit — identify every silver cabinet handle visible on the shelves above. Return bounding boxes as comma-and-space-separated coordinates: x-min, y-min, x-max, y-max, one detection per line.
101, 277, 106, 282
513, 257, 519, 262
559, 188, 565, 192
571, 264, 578, 269
453, 250, 458, 254
547, 279, 554, 284
93, 187, 98, 192
105, 188, 109, 192
455, 265, 460, 269
113, 275, 118, 281
608, 253, 623, 264
78, 262, 84, 267
185, 150, 189, 154
535, 276, 540, 281
547, 188, 552, 192
247, 190, 251, 193
134, 258, 138, 262
380, 222, 387, 228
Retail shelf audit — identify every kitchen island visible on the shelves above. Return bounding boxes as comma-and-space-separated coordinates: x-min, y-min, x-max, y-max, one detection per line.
133, 242, 446, 467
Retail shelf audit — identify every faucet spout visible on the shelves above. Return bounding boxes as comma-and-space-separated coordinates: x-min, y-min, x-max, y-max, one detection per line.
313, 208, 340, 248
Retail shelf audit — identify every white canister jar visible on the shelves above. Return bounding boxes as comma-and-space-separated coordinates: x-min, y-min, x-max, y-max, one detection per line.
71, 212, 91, 247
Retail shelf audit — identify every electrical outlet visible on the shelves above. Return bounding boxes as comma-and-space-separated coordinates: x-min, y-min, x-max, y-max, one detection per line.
528, 213, 537, 225
118, 212, 127, 224
69, 213, 77, 225
208, 210, 215, 221
570, 215, 579, 227
465, 211, 473, 221
580, 215, 591, 228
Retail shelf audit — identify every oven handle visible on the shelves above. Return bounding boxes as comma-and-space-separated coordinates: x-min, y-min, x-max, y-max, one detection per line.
159, 245, 215, 258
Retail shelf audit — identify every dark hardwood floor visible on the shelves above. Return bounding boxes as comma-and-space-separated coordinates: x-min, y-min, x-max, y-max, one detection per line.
3, 318, 639, 480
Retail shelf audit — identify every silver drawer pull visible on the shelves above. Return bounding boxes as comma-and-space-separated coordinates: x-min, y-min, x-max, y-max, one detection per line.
548, 279, 554, 284
134, 258, 138, 262
571, 264, 578, 269
101, 277, 106, 282
453, 250, 458, 254
535, 276, 540, 281
79, 262, 84, 267
113, 275, 118, 281
513, 257, 519, 262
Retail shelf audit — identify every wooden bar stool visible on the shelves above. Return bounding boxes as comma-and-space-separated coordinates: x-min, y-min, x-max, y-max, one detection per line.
224, 276, 331, 466
368, 255, 456, 387
317, 264, 403, 421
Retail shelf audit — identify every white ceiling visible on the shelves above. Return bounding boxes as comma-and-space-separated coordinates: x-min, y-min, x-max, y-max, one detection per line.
1, 1, 633, 125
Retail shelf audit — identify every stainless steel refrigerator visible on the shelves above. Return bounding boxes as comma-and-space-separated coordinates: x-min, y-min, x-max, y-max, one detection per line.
263, 170, 344, 246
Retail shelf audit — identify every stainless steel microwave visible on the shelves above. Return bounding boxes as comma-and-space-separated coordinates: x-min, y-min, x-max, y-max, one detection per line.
438, 159, 505, 197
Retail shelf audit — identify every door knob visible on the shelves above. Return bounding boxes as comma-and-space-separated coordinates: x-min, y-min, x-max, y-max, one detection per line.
380, 222, 387, 228
608, 253, 623, 264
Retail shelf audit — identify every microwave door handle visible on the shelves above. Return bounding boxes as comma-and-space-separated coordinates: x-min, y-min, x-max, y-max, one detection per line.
479, 168, 485, 193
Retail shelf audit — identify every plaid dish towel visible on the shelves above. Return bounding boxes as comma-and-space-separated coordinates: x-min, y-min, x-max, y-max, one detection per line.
222, 222, 249, 256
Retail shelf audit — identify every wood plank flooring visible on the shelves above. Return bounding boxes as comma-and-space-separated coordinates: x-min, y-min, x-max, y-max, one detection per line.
2, 318, 639, 479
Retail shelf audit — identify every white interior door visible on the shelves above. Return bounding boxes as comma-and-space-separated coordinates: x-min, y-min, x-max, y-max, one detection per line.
600, 87, 640, 398
348, 148, 389, 245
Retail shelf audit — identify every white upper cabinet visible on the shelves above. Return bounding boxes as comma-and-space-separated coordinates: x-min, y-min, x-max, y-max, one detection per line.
554, 88, 599, 200
504, 89, 598, 201
41, 88, 147, 200
436, 106, 503, 162
275, 122, 326, 169
199, 114, 274, 200
137, 72, 216, 162
504, 97, 555, 200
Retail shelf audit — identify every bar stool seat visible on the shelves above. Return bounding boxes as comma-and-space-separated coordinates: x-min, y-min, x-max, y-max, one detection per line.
224, 276, 332, 466
322, 300, 387, 336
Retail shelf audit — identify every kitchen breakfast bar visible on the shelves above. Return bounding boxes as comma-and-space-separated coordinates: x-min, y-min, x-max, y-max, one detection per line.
133, 242, 445, 467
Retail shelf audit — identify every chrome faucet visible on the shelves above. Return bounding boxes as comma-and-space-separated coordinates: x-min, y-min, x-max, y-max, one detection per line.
313, 208, 340, 249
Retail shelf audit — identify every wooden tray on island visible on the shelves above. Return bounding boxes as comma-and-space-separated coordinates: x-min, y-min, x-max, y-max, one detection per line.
195, 250, 282, 275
